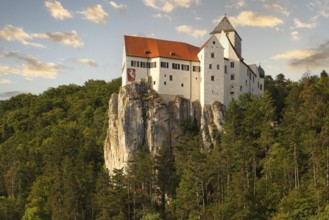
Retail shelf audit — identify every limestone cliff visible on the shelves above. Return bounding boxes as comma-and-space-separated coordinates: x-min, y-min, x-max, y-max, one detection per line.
104, 82, 225, 173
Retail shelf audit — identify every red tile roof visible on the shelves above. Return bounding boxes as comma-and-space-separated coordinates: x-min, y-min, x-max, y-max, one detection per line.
124, 35, 200, 62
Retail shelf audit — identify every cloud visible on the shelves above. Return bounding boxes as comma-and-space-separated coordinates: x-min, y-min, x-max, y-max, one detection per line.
45, 0, 72, 20
262, 0, 290, 17
0, 65, 20, 74
288, 41, 329, 69
291, 31, 299, 41
109, 1, 127, 13
271, 42, 329, 70
176, 25, 207, 39
75, 59, 98, 67
0, 79, 11, 84
143, 0, 201, 13
225, 0, 246, 9
81, 4, 108, 24
293, 18, 317, 29
0, 25, 83, 48
0, 51, 64, 79
0, 91, 22, 98
0, 25, 44, 48
271, 49, 315, 60
21, 56, 63, 78
229, 11, 283, 27
33, 31, 83, 48
152, 13, 172, 21
308, 0, 329, 18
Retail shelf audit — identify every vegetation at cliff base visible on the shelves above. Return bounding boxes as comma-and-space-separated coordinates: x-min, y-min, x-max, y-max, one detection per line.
1, 71, 329, 219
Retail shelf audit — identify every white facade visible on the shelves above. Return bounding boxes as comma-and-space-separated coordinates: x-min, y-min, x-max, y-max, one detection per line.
121, 16, 265, 108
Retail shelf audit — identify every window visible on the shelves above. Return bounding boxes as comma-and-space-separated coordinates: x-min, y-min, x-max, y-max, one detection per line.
230, 85, 234, 94
182, 64, 189, 71
253, 75, 255, 83
240, 85, 242, 91
231, 74, 235, 80
230, 62, 234, 68
193, 66, 200, 72
131, 60, 139, 67
164, 82, 166, 85
225, 65, 227, 73
153, 81, 156, 85
217, 64, 220, 70
245, 80, 247, 86
260, 84, 263, 90
258, 82, 259, 88
169, 75, 173, 81
211, 53, 215, 58
161, 62, 169, 68
172, 63, 180, 70
209, 64, 212, 69
148, 62, 156, 68
213, 41, 216, 44
141, 62, 147, 68
181, 83, 184, 87
211, 76, 215, 81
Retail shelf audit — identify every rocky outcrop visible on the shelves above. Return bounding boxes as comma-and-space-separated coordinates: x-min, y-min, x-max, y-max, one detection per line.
104, 82, 225, 173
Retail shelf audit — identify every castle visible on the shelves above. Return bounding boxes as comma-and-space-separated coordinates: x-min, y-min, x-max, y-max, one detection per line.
121, 16, 265, 107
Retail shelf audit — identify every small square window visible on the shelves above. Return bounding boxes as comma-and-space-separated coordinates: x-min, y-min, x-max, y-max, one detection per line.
211, 53, 215, 58
211, 76, 215, 81
181, 83, 184, 87
230, 62, 234, 68
209, 64, 212, 69
169, 75, 173, 81
213, 41, 215, 44
217, 64, 220, 70
153, 81, 156, 85
164, 82, 166, 85
231, 74, 235, 80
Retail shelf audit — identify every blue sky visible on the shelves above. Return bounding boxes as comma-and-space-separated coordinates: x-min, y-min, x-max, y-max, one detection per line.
1, 0, 329, 99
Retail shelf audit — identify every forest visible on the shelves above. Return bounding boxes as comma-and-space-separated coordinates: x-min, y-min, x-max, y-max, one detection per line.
0, 71, 329, 220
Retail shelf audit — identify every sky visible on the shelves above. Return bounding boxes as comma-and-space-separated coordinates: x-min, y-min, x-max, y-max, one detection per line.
1, 0, 329, 99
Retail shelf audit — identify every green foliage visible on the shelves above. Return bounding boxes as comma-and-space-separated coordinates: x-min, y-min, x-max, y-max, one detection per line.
0, 78, 121, 219
2, 71, 329, 219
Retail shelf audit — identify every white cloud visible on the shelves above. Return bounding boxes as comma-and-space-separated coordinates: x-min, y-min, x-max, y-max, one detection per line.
262, 1, 290, 17
0, 65, 20, 74
229, 11, 283, 27
109, 1, 127, 13
291, 31, 299, 41
176, 25, 207, 39
143, 0, 201, 13
81, 4, 108, 24
293, 18, 317, 29
0, 25, 83, 48
0, 25, 44, 48
21, 56, 63, 78
152, 13, 172, 21
45, 0, 72, 20
33, 31, 83, 48
0, 51, 64, 79
225, 0, 246, 9
271, 50, 315, 60
0, 78, 11, 84
75, 59, 98, 67
308, 0, 329, 18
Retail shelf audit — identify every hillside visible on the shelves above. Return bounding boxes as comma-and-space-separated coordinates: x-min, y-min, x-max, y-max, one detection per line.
1, 71, 329, 219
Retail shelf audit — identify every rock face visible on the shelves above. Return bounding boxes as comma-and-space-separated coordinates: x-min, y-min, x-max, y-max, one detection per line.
104, 82, 225, 173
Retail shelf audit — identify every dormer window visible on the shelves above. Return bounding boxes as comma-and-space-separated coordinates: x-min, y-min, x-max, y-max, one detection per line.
145, 50, 151, 54
170, 52, 176, 56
